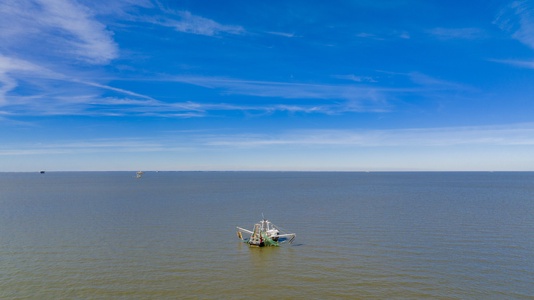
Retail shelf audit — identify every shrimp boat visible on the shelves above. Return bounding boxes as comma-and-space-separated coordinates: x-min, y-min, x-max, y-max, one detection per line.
236, 218, 296, 247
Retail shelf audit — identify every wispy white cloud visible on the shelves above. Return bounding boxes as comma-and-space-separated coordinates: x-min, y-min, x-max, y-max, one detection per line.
168, 11, 244, 36
0, 138, 167, 156
78, 81, 155, 100
428, 27, 486, 40
267, 31, 297, 38
0, 55, 58, 105
85, 0, 153, 17
399, 31, 410, 39
201, 123, 534, 148
0, 54, 159, 115
333, 74, 377, 83
4, 92, 388, 118
39, 0, 118, 64
356, 30, 410, 40
493, 2, 534, 68
2, 77, 364, 117
0, 56, 161, 114
495, 1, 534, 50
169, 75, 401, 107
99, 2, 245, 37
0, 1, 483, 121
490, 58, 534, 69
1, 66, 476, 118
0, 0, 124, 115
407, 72, 469, 90
0, 58, 471, 118
4, 123, 533, 157
0, 0, 118, 64
0, 55, 43, 73
356, 32, 376, 39
142, 7, 245, 36
158, 72, 473, 115
0, 73, 18, 106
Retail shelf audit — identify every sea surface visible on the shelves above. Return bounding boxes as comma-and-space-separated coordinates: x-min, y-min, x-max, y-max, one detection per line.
0, 171, 533, 299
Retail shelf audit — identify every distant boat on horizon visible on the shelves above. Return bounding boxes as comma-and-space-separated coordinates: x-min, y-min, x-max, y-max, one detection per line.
136, 171, 144, 178
39, 170, 45, 174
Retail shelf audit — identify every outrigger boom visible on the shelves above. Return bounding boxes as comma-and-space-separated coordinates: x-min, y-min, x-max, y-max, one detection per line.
236, 218, 296, 247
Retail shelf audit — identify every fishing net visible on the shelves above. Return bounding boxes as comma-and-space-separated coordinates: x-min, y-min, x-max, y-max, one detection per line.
261, 232, 279, 247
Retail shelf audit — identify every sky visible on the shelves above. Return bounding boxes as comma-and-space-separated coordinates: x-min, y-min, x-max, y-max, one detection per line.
1, 0, 534, 171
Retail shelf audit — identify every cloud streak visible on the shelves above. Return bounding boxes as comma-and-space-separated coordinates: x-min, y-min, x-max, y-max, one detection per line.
199, 123, 534, 148
495, 1, 534, 50
0, 138, 166, 156
141, 6, 245, 37
169, 11, 245, 36
0, 55, 57, 105
333, 74, 377, 83
428, 27, 486, 40
38, 0, 118, 64
0, 2, 476, 120
492, 2, 534, 69
3, 93, 385, 118
0, 0, 118, 64
3, 123, 534, 157
1, 68, 475, 118
169, 75, 407, 110
0, 0, 120, 107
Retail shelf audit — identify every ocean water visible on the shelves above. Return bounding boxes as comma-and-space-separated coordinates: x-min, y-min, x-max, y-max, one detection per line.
0, 171, 533, 299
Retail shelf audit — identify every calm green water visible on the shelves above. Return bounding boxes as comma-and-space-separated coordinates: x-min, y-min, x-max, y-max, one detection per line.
1, 172, 533, 299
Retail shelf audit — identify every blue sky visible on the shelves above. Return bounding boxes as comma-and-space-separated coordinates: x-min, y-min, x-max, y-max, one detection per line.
1, 0, 534, 171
